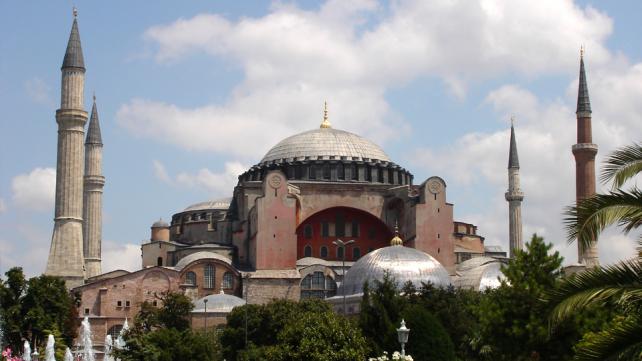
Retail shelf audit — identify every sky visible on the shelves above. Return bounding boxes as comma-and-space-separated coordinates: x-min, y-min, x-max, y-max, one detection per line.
0, 0, 640, 277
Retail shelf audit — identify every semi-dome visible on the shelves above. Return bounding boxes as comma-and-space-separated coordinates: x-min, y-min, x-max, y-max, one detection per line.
192, 291, 246, 313
183, 198, 232, 212
454, 257, 506, 291
340, 245, 451, 296
174, 251, 232, 270
260, 127, 391, 165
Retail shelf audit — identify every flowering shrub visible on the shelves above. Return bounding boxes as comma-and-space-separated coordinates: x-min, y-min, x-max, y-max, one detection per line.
2, 348, 24, 361
368, 351, 413, 361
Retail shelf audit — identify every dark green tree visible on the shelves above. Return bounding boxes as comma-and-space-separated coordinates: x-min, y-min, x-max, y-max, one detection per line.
474, 234, 603, 360
358, 272, 405, 356
402, 304, 456, 361
0, 267, 26, 350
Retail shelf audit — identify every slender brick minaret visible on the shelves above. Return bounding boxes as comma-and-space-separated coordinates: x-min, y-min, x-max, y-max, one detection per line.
572, 49, 599, 266
45, 9, 87, 287
83, 95, 104, 278
505, 119, 524, 258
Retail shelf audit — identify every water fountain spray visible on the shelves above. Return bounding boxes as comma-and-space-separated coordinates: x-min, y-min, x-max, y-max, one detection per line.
23, 340, 32, 361
45, 334, 55, 361
80, 316, 95, 361
63, 347, 73, 361
104, 335, 114, 361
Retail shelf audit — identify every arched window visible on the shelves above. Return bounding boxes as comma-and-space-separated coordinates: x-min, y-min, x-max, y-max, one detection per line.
204, 264, 214, 289
353, 247, 361, 260
300, 272, 337, 299
337, 246, 344, 260
185, 271, 196, 286
351, 164, 358, 180
337, 163, 345, 180
222, 272, 234, 289
157, 257, 163, 266
304, 245, 312, 257
322, 163, 331, 179
107, 325, 123, 341
320, 246, 328, 259
309, 165, 316, 179
377, 167, 384, 183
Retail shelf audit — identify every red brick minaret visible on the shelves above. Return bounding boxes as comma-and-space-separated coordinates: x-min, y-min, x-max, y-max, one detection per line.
572, 48, 599, 266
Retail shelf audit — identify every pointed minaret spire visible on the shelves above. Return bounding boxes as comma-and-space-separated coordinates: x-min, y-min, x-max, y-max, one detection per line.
576, 46, 591, 115
62, 8, 85, 70
572, 48, 599, 266
508, 116, 520, 169
86, 94, 103, 145
320, 101, 332, 128
505, 117, 524, 258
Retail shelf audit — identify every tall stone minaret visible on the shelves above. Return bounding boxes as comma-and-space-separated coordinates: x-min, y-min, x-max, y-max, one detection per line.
505, 118, 524, 258
572, 48, 599, 266
45, 9, 87, 288
83, 95, 104, 278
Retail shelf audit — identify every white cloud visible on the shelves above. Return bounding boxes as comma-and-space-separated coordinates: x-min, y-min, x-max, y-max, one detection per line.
118, 0, 612, 156
24, 77, 54, 106
102, 241, 142, 272
11, 167, 56, 212
153, 160, 245, 197
153, 159, 172, 183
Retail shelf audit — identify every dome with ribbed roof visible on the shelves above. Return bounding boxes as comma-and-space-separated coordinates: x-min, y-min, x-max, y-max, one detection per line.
340, 245, 451, 296
260, 127, 390, 165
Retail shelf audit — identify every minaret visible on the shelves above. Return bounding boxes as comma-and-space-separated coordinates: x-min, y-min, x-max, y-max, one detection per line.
572, 48, 599, 266
45, 9, 87, 288
83, 94, 104, 278
505, 118, 524, 258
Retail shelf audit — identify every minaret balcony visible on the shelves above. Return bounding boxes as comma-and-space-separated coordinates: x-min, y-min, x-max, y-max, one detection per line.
572, 143, 598, 155
505, 191, 524, 202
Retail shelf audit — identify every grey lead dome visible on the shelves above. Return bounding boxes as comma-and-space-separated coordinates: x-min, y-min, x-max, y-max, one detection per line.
260, 128, 391, 164
340, 245, 451, 296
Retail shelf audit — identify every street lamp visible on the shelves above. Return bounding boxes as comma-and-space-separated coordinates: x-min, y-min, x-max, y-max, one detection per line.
397, 319, 410, 357
332, 239, 355, 315
203, 298, 208, 332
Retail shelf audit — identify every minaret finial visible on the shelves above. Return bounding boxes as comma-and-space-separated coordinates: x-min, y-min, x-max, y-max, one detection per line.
320, 101, 332, 128
92, 91, 96, 102
510, 114, 515, 127
73, 6, 78, 18
580, 45, 584, 58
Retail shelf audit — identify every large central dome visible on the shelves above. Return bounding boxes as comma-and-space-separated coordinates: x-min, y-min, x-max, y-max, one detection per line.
260, 127, 390, 165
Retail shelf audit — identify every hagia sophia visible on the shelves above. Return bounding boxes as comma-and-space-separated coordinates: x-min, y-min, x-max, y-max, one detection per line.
44, 11, 599, 355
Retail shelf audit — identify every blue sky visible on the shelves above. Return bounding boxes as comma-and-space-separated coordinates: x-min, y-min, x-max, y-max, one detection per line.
1, 0, 640, 276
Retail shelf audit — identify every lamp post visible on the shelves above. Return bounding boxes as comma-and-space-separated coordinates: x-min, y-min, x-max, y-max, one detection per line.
332, 239, 355, 315
203, 298, 208, 332
397, 319, 410, 357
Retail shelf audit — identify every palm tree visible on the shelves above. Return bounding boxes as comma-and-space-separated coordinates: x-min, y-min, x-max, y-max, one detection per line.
546, 142, 642, 360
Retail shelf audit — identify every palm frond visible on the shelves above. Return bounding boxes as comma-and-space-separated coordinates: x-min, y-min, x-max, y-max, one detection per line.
600, 142, 642, 188
564, 189, 642, 250
546, 259, 642, 323
573, 315, 642, 361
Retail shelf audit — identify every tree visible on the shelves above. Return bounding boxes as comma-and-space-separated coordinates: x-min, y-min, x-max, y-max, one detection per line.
358, 272, 405, 356
548, 142, 642, 360
266, 309, 368, 361
0, 269, 76, 353
401, 304, 456, 361
474, 234, 599, 360
220, 299, 367, 361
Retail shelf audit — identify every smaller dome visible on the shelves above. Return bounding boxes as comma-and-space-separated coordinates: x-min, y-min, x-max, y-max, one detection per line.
192, 292, 245, 313
151, 218, 169, 228
454, 257, 506, 291
183, 198, 232, 212
174, 251, 232, 270
341, 245, 451, 296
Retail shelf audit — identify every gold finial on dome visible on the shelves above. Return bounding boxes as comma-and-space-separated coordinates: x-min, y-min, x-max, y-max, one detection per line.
390, 221, 403, 246
320, 101, 332, 128
580, 45, 584, 58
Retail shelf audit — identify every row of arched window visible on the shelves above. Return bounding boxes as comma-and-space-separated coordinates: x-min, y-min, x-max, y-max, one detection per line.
300, 271, 337, 299
303, 245, 361, 260
183, 265, 235, 289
